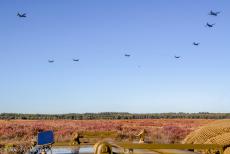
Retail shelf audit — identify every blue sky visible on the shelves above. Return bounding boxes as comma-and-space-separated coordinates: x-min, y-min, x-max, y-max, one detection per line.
0, 0, 230, 113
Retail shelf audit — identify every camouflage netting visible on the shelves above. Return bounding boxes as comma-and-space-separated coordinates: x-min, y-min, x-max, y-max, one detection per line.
183, 120, 230, 154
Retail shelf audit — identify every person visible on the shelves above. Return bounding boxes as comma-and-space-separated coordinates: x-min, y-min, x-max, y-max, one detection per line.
72, 132, 83, 145
136, 129, 146, 143
30, 137, 37, 147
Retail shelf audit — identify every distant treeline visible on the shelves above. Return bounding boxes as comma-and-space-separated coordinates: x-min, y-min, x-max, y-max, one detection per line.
0, 112, 230, 120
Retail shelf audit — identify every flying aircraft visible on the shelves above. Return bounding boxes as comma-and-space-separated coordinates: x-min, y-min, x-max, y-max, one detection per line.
193, 42, 200, 46
174, 56, 180, 59
48, 60, 54, 63
124, 54, 131, 57
73, 59, 79, 62
206, 22, 215, 28
209, 10, 220, 16
17, 12, 26, 18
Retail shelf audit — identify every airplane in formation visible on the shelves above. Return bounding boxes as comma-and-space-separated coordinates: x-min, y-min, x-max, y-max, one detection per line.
124, 54, 131, 57
206, 22, 215, 28
73, 59, 79, 62
209, 10, 221, 16
48, 60, 54, 63
17, 12, 26, 18
16, 9, 221, 65
193, 42, 200, 46
174, 56, 180, 59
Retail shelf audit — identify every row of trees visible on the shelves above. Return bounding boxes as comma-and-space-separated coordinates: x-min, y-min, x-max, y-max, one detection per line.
0, 112, 230, 120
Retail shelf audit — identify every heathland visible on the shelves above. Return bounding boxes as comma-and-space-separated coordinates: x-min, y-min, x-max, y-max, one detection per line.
0, 119, 214, 147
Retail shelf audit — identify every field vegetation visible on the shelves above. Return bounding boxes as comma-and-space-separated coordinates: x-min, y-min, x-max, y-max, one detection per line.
0, 119, 213, 151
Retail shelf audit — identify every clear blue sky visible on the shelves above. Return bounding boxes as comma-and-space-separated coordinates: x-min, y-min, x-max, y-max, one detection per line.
0, 0, 230, 113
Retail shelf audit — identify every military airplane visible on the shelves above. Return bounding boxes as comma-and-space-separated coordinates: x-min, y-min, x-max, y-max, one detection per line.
206, 22, 215, 28
48, 60, 54, 63
193, 42, 200, 46
209, 10, 220, 16
174, 56, 180, 59
124, 54, 131, 57
73, 59, 79, 62
17, 13, 26, 18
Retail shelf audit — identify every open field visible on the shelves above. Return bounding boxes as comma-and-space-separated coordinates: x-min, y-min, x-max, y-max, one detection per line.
0, 119, 214, 146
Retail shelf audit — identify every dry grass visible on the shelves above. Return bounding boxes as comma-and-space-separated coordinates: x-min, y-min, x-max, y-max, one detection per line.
184, 120, 230, 154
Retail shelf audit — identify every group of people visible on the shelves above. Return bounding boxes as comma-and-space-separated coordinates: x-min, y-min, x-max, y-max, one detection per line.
29, 129, 146, 154
71, 129, 146, 145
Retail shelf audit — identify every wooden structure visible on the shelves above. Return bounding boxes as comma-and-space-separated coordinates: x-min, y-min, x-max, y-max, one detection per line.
94, 142, 225, 154
118, 143, 225, 153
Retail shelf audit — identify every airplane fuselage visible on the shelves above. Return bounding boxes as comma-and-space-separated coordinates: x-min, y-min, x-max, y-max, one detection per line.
17, 13, 26, 18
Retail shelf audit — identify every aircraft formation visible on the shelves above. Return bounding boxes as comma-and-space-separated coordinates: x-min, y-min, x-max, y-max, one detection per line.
16, 9, 221, 62
175, 9, 221, 59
